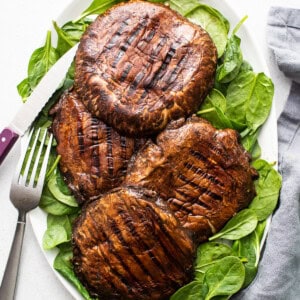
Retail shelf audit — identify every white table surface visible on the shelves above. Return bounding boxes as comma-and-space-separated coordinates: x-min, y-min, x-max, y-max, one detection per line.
0, 0, 299, 299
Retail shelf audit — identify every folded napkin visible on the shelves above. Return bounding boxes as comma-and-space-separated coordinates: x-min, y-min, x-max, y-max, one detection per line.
234, 7, 300, 300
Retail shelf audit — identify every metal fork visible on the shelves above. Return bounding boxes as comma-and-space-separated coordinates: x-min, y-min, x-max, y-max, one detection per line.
0, 128, 53, 300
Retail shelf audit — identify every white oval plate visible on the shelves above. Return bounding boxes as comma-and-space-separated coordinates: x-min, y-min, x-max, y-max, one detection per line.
29, 0, 277, 299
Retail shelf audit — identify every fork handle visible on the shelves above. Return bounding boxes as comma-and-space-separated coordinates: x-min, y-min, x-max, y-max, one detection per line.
0, 127, 19, 166
0, 212, 26, 300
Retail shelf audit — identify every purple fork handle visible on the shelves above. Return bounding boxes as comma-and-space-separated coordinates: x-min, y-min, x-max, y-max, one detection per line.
0, 127, 19, 165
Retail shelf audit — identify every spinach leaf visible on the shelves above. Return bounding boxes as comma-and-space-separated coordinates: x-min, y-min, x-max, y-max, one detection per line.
166, 0, 229, 57
54, 19, 91, 56
39, 185, 79, 216
43, 224, 68, 250
17, 31, 60, 101
232, 220, 266, 287
47, 175, 78, 207
78, 0, 123, 20
216, 34, 242, 83
216, 16, 248, 83
197, 89, 234, 129
195, 242, 233, 281
255, 219, 267, 241
28, 31, 60, 93
187, 5, 229, 58
209, 209, 258, 241
241, 129, 260, 153
56, 169, 72, 195
17, 78, 31, 102
249, 159, 282, 221
42, 215, 71, 250
54, 243, 92, 300
200, 89, 227, 112
170, 281, 208, 300
166, 0, 200, 15
204, 256, 245, 299
198, 89, 246, 131
226, 71, 274, 133
232, 231, 259, 287
245, 73, 274, 132
239, 60, 253, 72
225, 71, 256, 125
250, 140, 262, 160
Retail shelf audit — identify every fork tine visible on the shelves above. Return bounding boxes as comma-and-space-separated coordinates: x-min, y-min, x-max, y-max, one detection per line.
12, 128, 35, 185
19, 128, 41, 186
28, 129, 48, 187
35, 132, 53, 189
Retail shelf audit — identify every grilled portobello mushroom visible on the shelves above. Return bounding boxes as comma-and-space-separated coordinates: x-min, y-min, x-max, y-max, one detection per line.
125, 116, 258, 243
51, 90, 145, 204
72, 187, 195, 300
74, 0, 217, 137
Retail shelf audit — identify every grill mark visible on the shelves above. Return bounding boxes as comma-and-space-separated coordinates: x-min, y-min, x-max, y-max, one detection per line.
91, 118, 101, 177
166, 48, 191, 91
151, 36, 167, 57
127, 71, 146, 96
175, 189, 212, 211
145, 27, 156, 43
120, 136, 128, 176
137, 89, 149, 104
82, 213, 117, 291
76, 117, 85, 155
107, 217, 152, 296
196, 199, 212, 210
137, 27, 157, 52
146, 42, 177, 89
112, 17, 148, 68
88, 211, 143, 292
144, 204, 190, 272
118, 195, 181, 289
105, 20, 129, 50
120, 63, 132, 82
190, 149, 211, 166
184, 162, 225, 187
178, 173, 222, 201
106, 126, 114, 177
192, 141, 229, 166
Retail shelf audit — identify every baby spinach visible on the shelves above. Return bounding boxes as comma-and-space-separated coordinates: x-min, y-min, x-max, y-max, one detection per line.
166, 0, 229, 57
42, 214, 72, 250
209, 209, 258, 241
195, 242, 233, 281
187, 5, 229, 58
197, 89, 234, 129
241, 129, 260, 153
17, 78, 31, 103
216, 16, 248, 83
54, 19, 91, 56
47, 174, 78, 207
166, 0, 200, 15
232, 220, 266, 287
39, 185, 79, 216
17, 31, 60, 102
216, 34, 243, 83
204, 256, 245, 299
54, 243, 92, 300
170, 281, 208, 300
226, 71, 274, 134
77, 0, 124, 20
249, 159, 282, 221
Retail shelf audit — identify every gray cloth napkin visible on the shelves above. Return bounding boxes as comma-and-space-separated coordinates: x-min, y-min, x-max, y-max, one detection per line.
267, 7, 300, 84
234, 7, 300, 300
